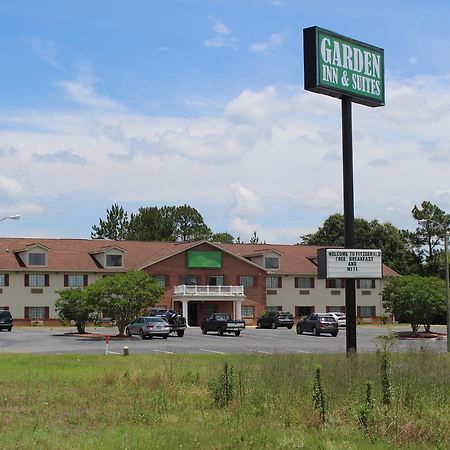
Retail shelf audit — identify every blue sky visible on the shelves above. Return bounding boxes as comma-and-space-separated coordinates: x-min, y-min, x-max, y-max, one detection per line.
1, 0, 450, 242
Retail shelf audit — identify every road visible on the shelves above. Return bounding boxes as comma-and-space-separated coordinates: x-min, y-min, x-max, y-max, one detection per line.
0, 325, 446, 355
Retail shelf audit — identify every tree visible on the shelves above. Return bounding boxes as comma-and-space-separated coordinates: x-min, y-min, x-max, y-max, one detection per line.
55, 288, 96, 334
173, 204, 212, 242
91, 204, 129, 240
382, 275, 446, 333
88, 270, 164, 336
406, 201, 449, 276
210, 232, 235, 243
300, 213, 418, 274
249, 231, 264, 244
127, 206, 176, 241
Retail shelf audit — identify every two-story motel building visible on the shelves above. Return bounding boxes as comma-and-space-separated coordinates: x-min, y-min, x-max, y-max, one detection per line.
0, 237, 397, 325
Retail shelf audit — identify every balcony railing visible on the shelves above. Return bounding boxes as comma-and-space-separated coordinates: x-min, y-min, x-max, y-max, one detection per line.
173, 285, 244, 296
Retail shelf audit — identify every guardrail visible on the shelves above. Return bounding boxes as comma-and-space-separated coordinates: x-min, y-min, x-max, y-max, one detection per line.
173, 285, 244, 296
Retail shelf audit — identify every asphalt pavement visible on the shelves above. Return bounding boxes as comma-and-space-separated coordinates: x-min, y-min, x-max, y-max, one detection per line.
0, 325, 446, 355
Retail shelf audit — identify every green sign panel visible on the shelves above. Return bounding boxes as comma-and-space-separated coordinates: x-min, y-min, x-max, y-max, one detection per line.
186, 250, 222, 269
304, 26, 384, 107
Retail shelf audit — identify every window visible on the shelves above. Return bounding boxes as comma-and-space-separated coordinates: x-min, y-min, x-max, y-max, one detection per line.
209, 276, 224, 286
264, 257, 279, 269
327, 306, 346, 313
29, 253, 46, 266
28, 307, 46, 320
239, 276, 254, 288
295, 277, 315, 289
106, 254, 122, 267
326, 279, 345, 289
68, 275, 84, 287
359, 306, 374, 318
29, 274, 46, 287
267, 276, 281, 289
241, 306, 255, 318
358, 279, 375, 289
182, 275, 197, 285
295, 306, 315, 317
0, 274, 8, 287
152, 275, 166, 287
266, 306, 279, 313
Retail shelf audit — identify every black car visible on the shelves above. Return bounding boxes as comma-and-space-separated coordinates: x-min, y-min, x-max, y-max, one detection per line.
0, 310, 13, 331
256, 311, 294, 329
296, 313, 338, 337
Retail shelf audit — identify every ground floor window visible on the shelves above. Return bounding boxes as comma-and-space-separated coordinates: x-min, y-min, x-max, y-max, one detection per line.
26, 306, 48, 320
295, 306, 314, 317
266, 306, 279, 313
358, 306, 375, 318
241, 306, 255, 318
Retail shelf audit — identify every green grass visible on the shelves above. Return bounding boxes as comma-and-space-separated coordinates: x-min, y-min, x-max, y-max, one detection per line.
0, 351, 448, 449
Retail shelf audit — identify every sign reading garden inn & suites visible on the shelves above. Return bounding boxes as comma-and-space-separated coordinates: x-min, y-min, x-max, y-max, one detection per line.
304, 26, 385, 107
317, 248, 383, 279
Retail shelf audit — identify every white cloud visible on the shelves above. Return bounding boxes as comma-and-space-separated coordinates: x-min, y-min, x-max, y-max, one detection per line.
291, 188, 340, 210
0, 176, 22, 197
204, 17, 237, 48
2, 73, 450, 240
248, 32, 286, 54
230, 183, 265, 218
30, 38, 62, 69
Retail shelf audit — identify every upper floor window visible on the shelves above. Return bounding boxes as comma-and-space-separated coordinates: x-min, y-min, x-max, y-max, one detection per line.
182, 275, 197, 285
68, 275, 85, 287
209, 276, 224, 286
29, 252, 46, 266
267, 276, 282, 289
326, 279, 345, 289
239, 276, 254, 288
264, 257, 279, 269
0, 274, 8, 287
106, 254, 122, 267
358, 279, 375, 289
295, 277, 315, 289
29, 274, 46, 287
152, 275, 166, 287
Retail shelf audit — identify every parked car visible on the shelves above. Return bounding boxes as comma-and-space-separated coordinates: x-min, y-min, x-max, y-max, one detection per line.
125, 316, 170, 339
296, 313, 338, 337
256, 311, 294, 329
201, 313, 245, 336
328, 312, 346, 327
148, 308, 187, 337
0, 310, 13, 331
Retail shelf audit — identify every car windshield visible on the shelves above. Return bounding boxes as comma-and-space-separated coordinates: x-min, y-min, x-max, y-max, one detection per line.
215, 314, 231, 321
145, 317, 165, 323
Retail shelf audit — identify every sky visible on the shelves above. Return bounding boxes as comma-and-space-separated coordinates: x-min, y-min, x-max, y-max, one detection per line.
1, 0, 450, 243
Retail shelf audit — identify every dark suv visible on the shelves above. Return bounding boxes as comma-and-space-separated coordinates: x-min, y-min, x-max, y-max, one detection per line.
296, 313, 338, 337
257, 311, 294, 329
0, 310, 13, 331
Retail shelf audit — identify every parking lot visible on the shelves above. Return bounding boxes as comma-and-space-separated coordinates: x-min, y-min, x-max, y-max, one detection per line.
0, 325, 446, 355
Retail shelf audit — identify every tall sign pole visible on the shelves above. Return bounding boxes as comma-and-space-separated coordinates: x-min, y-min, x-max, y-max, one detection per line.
304, 27, 385, 354
342, 96, 357, 352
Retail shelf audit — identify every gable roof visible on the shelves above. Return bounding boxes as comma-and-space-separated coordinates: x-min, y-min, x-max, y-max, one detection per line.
0, 237, 399, 276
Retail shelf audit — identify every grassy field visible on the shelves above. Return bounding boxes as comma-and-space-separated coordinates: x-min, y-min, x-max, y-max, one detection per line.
0, 349, 448, 449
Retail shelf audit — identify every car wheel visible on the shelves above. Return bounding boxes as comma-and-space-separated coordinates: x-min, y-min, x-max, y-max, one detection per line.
271, 322, 277, 329
162, 335, 168, 339
218, 328, 224, 336
201, 328, 207, 335
287, 325, 293, 330
312, 327, 320, 336
7, 327, 12, 332
139, 329, 146, 340
331, 332, 338, 337
256, 321, 262, 329
126, 327, 131, 337
177, 330, 185, 337
235, 330, 241, 337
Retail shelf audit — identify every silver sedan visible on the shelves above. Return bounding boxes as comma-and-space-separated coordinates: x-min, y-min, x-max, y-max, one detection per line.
125, 316, 170, 339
